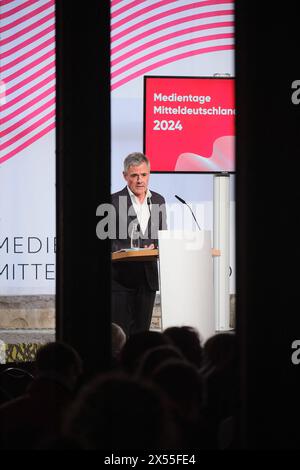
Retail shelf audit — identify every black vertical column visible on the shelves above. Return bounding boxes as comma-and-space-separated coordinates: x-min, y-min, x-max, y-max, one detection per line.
235, 2, 300, 448
55, 2, 111, 375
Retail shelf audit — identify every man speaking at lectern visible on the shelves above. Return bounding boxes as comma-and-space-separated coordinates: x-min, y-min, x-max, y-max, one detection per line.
111, 152, 167, 337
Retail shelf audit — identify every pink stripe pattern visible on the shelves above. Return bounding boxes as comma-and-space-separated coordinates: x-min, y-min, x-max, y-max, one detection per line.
0, 0, 55, 164
111, 0, 235, 91
0, 0, 235, 163
0, 0, 53, 33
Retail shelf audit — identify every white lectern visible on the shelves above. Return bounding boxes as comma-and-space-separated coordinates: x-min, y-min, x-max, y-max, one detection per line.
158, 230, 215, 341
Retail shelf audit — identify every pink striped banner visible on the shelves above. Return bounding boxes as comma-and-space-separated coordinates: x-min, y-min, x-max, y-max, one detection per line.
112, 21, 234, 67
0, 0, 54, 34
111, 0, 232, 39
1, 0, 42, 20
111, 9, 234, 55
111, 0, 147, 19
112, 33, 234, 79
0, 0, 235, 163
1, 36, 54, 72
0, 0, 55, 163
111, 44, 234, 91
0, 122, 55, 164
1, 97, 55, 136
0, 109, 55, 151
1, 85, 55, 124
1, 72, 55, 111
1, 23, 54, 59
111, 0, 235, 91
0, 12, 54, 47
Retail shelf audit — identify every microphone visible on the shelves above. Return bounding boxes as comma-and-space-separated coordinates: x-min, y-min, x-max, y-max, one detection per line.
147, 196, 151, 216
175, 194, 201, 231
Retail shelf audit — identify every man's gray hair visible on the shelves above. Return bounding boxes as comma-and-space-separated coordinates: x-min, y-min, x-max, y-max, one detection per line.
123, 152, 150, 173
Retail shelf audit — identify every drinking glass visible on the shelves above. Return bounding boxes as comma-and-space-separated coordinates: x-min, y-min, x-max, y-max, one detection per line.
130, 222, 140, 249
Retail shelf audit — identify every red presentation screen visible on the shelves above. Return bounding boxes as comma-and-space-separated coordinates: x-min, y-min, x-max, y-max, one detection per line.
143, 76, 235, 173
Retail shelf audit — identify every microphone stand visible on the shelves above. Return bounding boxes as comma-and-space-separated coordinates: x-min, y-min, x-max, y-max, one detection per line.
175, 195, 201, 231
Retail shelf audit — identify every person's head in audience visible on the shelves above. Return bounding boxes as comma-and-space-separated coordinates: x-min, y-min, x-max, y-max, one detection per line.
163, 326, 203, 368
63, 372, 174, 449
111, 322, 127, 360
136, 344, 184, 379
202, 332, 237, 372
35, 341, 83, 391
119, 331, 170, 374
151, 359, 203, 422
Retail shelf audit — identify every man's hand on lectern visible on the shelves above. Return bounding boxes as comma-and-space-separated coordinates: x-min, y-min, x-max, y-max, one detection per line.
144, 243, 155, 249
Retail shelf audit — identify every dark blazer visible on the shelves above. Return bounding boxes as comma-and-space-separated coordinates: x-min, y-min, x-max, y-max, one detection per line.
111, 187, 167, 291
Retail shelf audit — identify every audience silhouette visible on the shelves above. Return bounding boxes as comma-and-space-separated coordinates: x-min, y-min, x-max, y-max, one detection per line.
0, 326, 239, 450
200, 332, 239, 449
119, 330, 170, 374
163, 326, 203, 368
0, 341, 83, 449
136, 344, 184, 379
63, 372, 175, 450
111, 322, 127, 368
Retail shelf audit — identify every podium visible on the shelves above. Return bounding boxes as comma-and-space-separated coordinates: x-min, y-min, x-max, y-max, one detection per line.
158, 230, 215, 341
111, 248, 158, 263
112, 232, 219, 341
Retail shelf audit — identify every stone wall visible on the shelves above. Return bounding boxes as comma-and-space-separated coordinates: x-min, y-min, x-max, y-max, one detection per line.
0, 296, 55, 329
0, 293, 236, 331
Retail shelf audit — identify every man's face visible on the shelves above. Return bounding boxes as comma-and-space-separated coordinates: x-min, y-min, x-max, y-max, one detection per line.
123, 162, 150, 199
